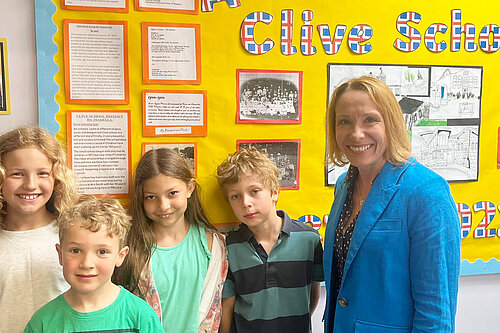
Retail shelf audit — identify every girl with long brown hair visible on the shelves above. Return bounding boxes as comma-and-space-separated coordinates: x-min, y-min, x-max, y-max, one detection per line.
114, 148, 227, 333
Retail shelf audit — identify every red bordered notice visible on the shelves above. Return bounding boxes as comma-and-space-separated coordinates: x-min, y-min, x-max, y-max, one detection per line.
63, 20, 129, 104
61, 0, 129, 13
134, 0, 198, 14
67, 110, 132, 198
143, 90, 207, 136
142, 22, 201, 85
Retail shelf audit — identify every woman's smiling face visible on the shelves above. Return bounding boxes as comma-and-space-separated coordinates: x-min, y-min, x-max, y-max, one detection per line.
335, 89, 388, 174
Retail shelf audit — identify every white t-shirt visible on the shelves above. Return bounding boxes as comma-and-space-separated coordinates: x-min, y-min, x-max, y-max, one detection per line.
0, 220, 69, 333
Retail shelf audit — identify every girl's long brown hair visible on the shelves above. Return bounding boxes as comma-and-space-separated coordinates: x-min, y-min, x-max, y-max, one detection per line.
113, 148, 214, 293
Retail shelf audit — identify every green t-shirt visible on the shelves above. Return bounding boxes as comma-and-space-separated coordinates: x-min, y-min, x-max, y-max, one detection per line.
24, 286, 163, 333
152, 223, 211, 333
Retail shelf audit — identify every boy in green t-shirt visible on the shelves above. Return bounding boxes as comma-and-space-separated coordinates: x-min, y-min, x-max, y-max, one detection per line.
24, 195, 163, 332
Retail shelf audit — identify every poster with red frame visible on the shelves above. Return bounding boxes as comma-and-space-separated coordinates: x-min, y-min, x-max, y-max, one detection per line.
236, 69, 302, 124
142, 90, 207, 136
134, 0, 198, 14
142, 22, 201, 85
67, 110, 132, 198
63, 20, 129, 104
61, 0, 129, 13
237, 139, 301, 190
142, 142, 198, 177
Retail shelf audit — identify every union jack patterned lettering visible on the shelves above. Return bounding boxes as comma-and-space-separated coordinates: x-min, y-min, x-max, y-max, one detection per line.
281, 9, 297, 55
348, 24, 373, 54
393, 11, 422, 52
317, 24, 346, 55
473, 201, 497, 238
201, 0, 241, 13
298, 215, 322, 230
425, 23, 448, 52
240, 12, 275, 55
456, 202, 472, 239
450, 9, 477, 52
478, 24, 500, 53
300, 10, 316, 55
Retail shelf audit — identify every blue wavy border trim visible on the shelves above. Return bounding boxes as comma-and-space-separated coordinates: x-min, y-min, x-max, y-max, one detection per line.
34, 0, 59, 136
461, 259, 500, 276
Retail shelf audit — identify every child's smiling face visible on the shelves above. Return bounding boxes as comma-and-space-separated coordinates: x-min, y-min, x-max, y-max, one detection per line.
56, 220, 129, 298
1, 147, 55, 225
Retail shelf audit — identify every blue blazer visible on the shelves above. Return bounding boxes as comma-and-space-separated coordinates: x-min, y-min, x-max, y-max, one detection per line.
323, 158, 460, 333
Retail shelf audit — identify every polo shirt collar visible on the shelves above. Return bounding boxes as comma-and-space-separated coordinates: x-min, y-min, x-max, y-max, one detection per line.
238, 209, 292, 242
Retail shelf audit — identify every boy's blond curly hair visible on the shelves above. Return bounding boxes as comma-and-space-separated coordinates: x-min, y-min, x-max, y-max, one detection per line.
216, 146, 280, 198
58, 194, 131, 247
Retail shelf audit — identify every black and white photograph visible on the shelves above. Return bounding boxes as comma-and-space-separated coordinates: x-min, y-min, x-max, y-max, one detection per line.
143, 142, 197, 176
238, 139, 300, 189
237, 69, 302, 124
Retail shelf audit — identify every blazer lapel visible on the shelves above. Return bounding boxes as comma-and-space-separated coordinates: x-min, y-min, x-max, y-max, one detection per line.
341, 159, 413, 280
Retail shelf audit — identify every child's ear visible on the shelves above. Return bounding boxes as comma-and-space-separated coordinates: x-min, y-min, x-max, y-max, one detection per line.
186, 179, 196, 199
272, 189, 279, 204
55, 243, 63, 266
115, 246, 129, 268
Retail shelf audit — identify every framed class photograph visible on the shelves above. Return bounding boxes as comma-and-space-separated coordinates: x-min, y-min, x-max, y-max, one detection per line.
0, 38, 10, 114
142, 142, 197, 177
237, 69, 302, 124
237, 139, 301, 190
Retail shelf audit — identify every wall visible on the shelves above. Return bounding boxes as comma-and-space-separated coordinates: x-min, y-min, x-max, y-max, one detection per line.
1, 1, 499, 332
0, 0, 38, 133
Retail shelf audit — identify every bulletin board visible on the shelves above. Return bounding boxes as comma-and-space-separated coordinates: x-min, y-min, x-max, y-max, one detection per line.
34, 0, 500, 275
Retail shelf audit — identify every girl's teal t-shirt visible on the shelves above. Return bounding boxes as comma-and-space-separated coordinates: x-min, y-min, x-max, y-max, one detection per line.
151, 223, 211, 333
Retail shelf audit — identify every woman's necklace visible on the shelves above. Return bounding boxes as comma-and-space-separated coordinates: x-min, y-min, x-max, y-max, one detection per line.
354, 179, 371, 207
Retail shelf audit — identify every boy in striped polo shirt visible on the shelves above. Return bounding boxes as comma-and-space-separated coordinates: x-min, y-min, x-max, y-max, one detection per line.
216, 147, 324, 333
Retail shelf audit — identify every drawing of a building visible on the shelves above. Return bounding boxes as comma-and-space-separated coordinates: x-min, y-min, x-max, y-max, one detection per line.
415, 127, 478, 174
399, 97, 425, 130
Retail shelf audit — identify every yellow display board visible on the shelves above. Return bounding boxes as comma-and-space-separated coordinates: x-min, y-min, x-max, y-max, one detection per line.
34, 0, 500, 274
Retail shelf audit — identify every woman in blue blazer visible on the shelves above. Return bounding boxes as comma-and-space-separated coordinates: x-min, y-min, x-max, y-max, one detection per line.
323, 76, 460, 332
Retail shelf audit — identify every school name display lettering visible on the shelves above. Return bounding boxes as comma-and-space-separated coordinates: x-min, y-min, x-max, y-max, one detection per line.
298, 200, 498, 245
202, 3, 499, 55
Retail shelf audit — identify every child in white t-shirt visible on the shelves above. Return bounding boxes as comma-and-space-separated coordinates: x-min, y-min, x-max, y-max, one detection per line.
0, 126, 77, 332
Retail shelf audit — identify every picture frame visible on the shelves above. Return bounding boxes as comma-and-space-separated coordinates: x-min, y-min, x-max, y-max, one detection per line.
0, 39, 10, 114
237, 69, 302, 124
237, 139, 301, 190
134, 0, 198, 15
142, 142, 197, 177
142, 90, 207, 137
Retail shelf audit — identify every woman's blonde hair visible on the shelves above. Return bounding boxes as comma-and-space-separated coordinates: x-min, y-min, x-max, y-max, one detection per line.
113, 148, 214, 292
0, 126, 77, 222
326, 76, 411, 167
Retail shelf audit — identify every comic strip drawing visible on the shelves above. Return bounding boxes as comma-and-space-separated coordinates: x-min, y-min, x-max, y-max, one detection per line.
326, 64, 481, 185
